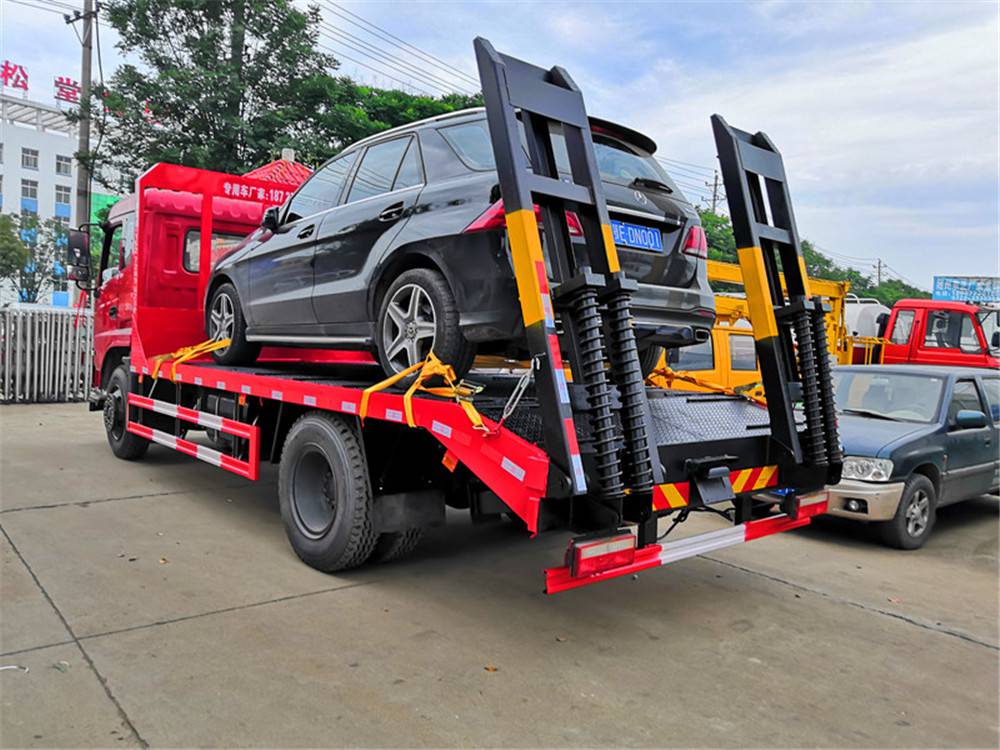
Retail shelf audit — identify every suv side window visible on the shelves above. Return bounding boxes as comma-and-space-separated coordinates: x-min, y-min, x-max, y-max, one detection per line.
286, 151, 358, 223
393, 140, 424, 190
346, 138, 411, 204
889, 310, 915, 344
948, 379, 986, 426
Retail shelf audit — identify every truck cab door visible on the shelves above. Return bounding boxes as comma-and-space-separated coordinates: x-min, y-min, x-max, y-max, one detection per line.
881, 309, 914, 364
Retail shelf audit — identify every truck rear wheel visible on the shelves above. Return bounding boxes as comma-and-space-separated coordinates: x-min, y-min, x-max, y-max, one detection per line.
368, 528, 423, 564
104, 365, 150, 460
278, 412, 376, 572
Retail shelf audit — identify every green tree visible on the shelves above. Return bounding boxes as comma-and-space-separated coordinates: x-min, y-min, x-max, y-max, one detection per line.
0, 214, 68, 303
88, 0, 480, 190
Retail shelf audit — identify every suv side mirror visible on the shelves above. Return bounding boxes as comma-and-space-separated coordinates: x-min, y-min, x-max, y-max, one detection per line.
66, 229, 91, 282
955, 409, 988, 429
262, 206, 280, 232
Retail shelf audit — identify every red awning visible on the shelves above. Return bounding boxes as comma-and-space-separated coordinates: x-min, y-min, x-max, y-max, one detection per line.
243, 159, 312, 187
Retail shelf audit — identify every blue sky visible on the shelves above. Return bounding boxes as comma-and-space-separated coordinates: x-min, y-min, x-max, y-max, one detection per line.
3, 0, 997, 288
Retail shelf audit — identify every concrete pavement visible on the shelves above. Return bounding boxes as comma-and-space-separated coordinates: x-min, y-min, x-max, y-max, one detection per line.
1, 403, 997, 747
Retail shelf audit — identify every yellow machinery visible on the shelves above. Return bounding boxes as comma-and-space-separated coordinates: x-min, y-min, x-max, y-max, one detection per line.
649, 259, 859, 394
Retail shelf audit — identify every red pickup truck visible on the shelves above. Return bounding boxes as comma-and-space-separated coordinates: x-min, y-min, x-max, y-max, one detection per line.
881, 299, 999, 368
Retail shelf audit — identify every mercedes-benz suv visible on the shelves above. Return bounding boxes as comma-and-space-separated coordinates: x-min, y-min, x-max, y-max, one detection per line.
206, 108, 715, 378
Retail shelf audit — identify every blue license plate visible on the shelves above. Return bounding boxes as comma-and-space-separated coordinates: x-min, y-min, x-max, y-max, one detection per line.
610, 220, 663, 252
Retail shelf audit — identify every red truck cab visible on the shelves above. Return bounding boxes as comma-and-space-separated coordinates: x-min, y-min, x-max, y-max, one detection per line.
882, 299, 1000, 368
92, 189, 265, 393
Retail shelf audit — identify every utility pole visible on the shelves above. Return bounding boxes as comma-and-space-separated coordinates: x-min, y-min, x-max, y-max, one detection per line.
707, 170, 720, 214
875, 258, 883, 286
67, 0, 95, 230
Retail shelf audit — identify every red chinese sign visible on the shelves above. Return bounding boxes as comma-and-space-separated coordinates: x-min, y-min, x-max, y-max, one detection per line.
221, 180, 294, 205
1, 60, 28, 91
54, 76, 81, 103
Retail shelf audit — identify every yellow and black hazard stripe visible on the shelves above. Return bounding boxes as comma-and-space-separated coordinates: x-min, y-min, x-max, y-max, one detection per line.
651, 465, 780, 511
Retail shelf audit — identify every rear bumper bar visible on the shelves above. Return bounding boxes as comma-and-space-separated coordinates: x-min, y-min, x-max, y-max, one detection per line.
545, 493, 827, 594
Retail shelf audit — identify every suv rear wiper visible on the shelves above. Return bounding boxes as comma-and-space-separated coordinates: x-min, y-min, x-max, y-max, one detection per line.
630, 177, 673, 194
840, 407, 899, 421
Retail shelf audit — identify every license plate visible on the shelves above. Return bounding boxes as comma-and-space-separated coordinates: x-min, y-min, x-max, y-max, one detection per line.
610, 220, 663, 252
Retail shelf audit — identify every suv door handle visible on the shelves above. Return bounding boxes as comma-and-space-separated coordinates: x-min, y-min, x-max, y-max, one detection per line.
378, 202, 405, 222
297, 224, 315, 240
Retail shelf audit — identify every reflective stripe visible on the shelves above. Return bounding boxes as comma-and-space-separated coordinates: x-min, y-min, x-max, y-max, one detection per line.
657, 525, 745, 565
303, 395, 316, 406
271, 390, 283, 400
601, 223, 621, 274
241, 385, 251, 394
341, 401, 357, 414
736, 246, 779, 340
501, 456, 526, 481
385, 408, 404, 422
431, 420, 452, 438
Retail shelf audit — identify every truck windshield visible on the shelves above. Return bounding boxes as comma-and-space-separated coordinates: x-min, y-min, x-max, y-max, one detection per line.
977, 308, 999, 351
832, 371, 943, 423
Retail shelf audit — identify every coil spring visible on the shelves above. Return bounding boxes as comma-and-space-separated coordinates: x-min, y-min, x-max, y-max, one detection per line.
810, 301, 842, 465
791, 308, 828, 466
569, 287, 625, 500
604, 290, 654, 494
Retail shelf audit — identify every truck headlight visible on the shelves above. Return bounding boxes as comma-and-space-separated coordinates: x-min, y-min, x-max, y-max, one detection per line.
841, 456, 894, 482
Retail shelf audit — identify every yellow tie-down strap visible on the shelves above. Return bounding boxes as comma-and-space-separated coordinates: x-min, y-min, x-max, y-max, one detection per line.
648, 365, 767, 407
150, 338, 232, 381
359, 351, 487, 431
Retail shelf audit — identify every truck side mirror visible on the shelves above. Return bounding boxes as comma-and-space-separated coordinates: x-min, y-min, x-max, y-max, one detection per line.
66, 229, 91, 282
261, 206, 280, 232
991, 331, 999, 350
955, 409, 988, 429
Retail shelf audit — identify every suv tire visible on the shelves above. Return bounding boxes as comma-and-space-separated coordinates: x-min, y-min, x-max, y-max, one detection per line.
376, 268, 475, 378
880, 474, 936, 550
207, 282, 261, 366
639, 345, 663, 379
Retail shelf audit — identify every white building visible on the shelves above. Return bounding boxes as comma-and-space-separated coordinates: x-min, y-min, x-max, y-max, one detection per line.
0, 93, 87, 305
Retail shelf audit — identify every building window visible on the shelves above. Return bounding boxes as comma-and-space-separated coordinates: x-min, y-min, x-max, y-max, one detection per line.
55, 185, 72, 205
21, 148, 39, 170
21, 179, 38, 200
0, 142, 4, 163
56, 155, 73, 176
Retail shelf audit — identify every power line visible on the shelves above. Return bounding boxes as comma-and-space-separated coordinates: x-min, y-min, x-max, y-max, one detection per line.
315, 40, 436, 96
656, 155, 716, 174
320, 1, 480, 88
316, 22, 477, 96
4, 0, 69, 15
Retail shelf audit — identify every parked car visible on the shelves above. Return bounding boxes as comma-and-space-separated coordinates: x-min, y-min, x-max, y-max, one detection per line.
826, 365, 999, 548
205, 108, 715, 377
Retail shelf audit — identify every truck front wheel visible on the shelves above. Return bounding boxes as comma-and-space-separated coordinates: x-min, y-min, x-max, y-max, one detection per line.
104, 365, 150, 460
278, 412, 377, 571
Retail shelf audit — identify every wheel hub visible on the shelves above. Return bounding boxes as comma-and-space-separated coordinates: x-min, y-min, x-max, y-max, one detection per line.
103, 390, 122, 434
382, 283, 437, 372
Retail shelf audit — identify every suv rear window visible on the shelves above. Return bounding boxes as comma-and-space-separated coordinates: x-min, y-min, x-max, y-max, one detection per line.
438, 119, 683, 197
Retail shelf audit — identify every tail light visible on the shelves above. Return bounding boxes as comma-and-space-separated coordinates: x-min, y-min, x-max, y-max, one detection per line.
682, 225, 708, 259
465, 199, 584, 238
566, 529, 637, 578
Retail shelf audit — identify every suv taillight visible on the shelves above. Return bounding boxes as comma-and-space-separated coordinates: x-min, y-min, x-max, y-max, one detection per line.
464, 199, 583, 237
682, 225, 708, 259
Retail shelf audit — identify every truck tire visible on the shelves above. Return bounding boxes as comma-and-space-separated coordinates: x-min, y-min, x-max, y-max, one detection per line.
880, 474, 936, 550
207, 282, 261, 366
376, 268, 475, 379
368, 528, 423, 564
104, 365, 150, 460
639, 345, 664, 379
278, 412, 376, 572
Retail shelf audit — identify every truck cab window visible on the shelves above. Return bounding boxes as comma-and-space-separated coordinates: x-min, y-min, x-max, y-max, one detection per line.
102, 224, 124, 284
184, 230, 247, 273
729, 334, 757, 371
889, 309, 914, 344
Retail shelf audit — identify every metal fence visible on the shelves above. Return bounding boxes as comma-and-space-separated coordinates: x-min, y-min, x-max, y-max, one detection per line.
1, 305, 94, 404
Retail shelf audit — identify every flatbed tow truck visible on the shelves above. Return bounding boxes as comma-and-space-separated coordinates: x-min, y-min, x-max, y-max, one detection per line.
67, 40, 841, 594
